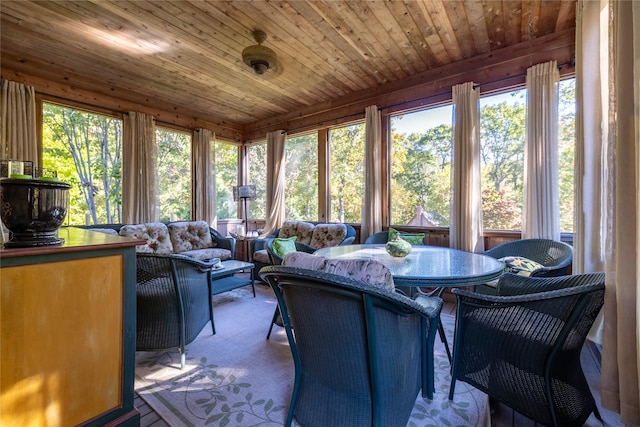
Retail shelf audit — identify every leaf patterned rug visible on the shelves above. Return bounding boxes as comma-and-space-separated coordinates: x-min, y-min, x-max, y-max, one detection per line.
135, 283, 490, 427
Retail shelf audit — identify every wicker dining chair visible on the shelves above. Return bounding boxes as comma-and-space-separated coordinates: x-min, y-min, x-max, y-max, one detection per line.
449, 272, 605, 427
260, 265, 443, 427
136, 253, 215, 369
484, 238, 574, 277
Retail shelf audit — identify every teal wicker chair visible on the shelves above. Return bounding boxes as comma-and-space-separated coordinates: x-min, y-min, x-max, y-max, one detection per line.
260, 265, 443, 427
363, 231, 389, 244
484, 238, 573, 277
136, 253, 215, 369
449, 272, 605, 427
264, 240, 316, 339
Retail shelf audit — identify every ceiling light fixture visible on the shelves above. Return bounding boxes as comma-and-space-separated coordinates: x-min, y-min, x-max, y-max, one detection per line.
242, 30, 277, 75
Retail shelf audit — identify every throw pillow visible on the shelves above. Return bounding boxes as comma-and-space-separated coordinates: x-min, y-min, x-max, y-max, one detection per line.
283, 252, 395, 291
499, 256, 543, 276
388, 227, 425, 245
272, 237, 297, 258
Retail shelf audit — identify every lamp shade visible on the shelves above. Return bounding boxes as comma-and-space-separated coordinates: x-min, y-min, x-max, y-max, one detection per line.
233, 185, 256, 201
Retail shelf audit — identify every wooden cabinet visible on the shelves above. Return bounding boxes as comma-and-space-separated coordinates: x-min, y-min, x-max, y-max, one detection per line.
0, 227, 140, 426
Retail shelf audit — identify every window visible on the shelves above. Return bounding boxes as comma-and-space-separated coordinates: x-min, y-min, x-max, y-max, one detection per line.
558, 78, 575, 232
329, 123, 365, 223
247, 143, 267, 220
285, 133, 318, 221
156, 127, 191, 221
390, 106, 453, 227
213, 141, 239, 220
479, 89, 527, 230
42, 102, 122, 225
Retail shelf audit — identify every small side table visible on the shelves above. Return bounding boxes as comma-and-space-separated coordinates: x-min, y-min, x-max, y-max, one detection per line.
235, 237, 256, 262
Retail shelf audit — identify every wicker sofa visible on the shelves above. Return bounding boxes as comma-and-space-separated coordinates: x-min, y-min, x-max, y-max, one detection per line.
252, 220, 356, 274
80, 220, 235, 261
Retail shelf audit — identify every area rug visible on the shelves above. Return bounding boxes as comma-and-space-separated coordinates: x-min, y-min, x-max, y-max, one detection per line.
135, 283, 490, 427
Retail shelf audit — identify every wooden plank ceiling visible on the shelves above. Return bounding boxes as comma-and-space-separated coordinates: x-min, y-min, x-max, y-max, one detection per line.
1, 1, 576, 139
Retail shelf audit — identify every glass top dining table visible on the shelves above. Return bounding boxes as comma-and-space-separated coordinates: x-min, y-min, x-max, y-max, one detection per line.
313, 244, 504, 291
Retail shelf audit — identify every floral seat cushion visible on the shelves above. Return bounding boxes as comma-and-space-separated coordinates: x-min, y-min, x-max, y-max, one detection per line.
283, 251, 395, 291
119, 222, 173, 254
278, 220, 315, 245
309, 223, 348, 249
168, 221, 215, 252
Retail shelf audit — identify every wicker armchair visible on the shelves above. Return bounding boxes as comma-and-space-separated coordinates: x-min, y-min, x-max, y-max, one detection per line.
449, 272, 605, 427
136, 253, 215, 368
264, 240, 316, 339
484, 238, 573, 277
363, 230, 389, 244
260, 265, 443, 427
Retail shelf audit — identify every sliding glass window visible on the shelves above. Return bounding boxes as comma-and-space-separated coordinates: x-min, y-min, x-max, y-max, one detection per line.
390, 105, 453, 227
247, 143, 267, 220
42, 102, 123, 225
329, 123, 365, 223
285, 133, 318, 221
479, 89, 526, 231
214, 140, 239, 220
156, 127, 191, 221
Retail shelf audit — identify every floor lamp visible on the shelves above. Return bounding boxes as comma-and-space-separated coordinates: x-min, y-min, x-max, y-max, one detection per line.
233, 185, 256, 236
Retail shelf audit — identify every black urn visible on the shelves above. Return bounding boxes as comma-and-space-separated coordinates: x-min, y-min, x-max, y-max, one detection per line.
1, 178, 71, 248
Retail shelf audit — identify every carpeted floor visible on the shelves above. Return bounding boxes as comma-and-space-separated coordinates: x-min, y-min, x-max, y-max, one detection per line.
135, 283, 490, 427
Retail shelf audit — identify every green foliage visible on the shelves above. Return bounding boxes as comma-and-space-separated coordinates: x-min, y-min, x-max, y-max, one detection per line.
42, 103, 122, 225
248, 144, 267, 219
156, 127, 191, 221
214, 142, 239, 219
390, 124, 452, 226
481, 187, 522, 229
285, 133, 318, 220
330, 123, 365, 223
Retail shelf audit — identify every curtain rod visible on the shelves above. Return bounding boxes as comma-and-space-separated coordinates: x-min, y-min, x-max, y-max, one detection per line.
285, 59, 574, 135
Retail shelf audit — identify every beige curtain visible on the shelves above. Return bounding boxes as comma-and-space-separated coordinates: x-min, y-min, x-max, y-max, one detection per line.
361, 105, 383, 240
523, 61, 560, 240
192, 128, 216, 227
122, 112, 157, 223
0, 79, 38, 165
261, 130, 286, 236
576, 0, 640, 424
450, 82, 484, 252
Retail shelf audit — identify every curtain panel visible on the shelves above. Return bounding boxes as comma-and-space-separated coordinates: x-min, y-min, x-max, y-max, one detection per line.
361, 105, 383, 240
122, 112, 157, 223
261, 130, 286, 236
192, 128, 216, 227
450, 82, 484, 253
523, 61, 560, 240
0, 79, 38, 165
576, 0, 640, 424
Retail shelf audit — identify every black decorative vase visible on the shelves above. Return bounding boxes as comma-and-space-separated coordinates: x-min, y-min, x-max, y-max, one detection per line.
1, 178, 71, 248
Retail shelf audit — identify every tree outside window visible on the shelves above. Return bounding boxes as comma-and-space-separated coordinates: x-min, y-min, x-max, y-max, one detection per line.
329, 123, 364, 223
390, 106, 453, 227
156, 127, 191, 221
42, 102, 122, 225
214, 141, 239, 220
247, 144, 267, 220
285, 133, 318, 221
479, 90, 527, 230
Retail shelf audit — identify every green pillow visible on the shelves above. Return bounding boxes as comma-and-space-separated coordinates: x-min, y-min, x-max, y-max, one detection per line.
272, 237, 297, 258
388, 227, 425, 245
499, 256, 543, 276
